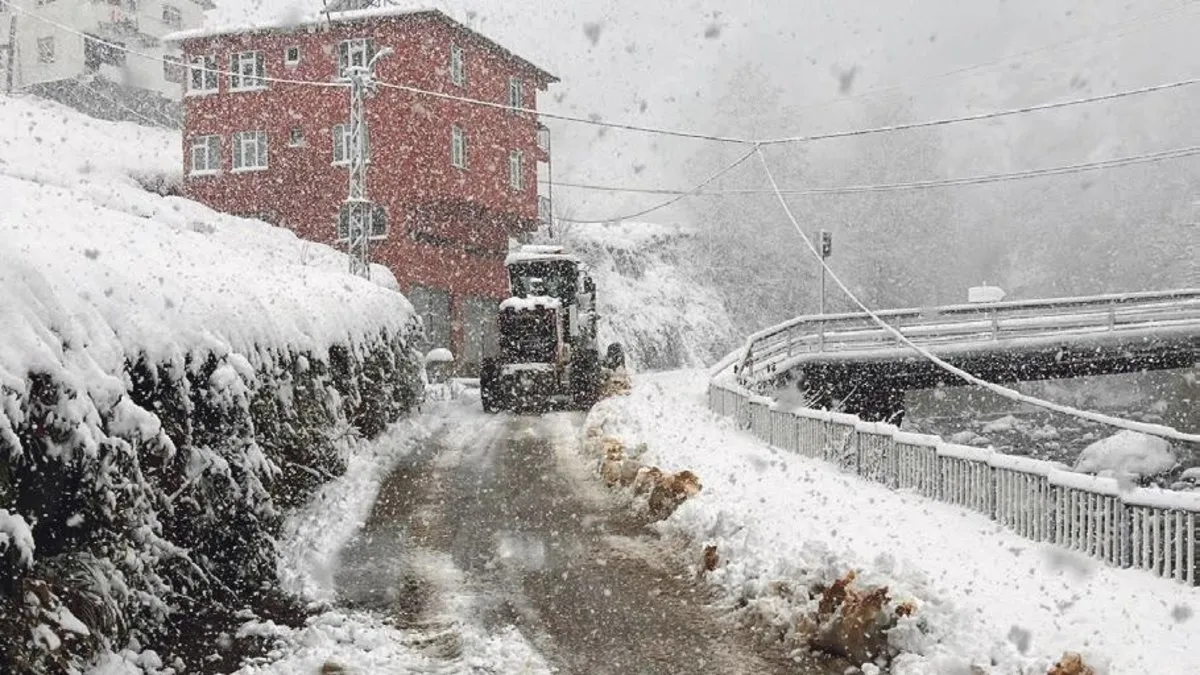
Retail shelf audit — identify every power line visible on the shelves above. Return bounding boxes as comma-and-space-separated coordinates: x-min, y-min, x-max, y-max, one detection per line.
554, 146, 759, 224
374, 79, 753, 145
759, 75, 1200, 145
543, 144, 1200, 197
7, 0, 1200, 152
752, 145, 1200, 444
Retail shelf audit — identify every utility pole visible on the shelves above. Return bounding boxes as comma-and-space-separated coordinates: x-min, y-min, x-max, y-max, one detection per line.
338, 47, 391, 278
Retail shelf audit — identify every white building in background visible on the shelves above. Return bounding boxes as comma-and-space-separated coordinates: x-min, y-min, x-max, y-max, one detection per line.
0, 0, 211, 100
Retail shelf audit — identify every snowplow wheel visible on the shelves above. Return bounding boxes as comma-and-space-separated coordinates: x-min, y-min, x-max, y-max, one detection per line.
480, 358, 503, 413
572, 349, 602, 410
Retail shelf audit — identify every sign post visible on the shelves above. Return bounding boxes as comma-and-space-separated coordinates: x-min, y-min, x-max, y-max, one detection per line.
818, 229, 832, 351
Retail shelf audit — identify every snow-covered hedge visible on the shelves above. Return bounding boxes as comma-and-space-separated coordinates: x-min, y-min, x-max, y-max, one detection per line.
550, 221, 738, 370
0, 95, 423, 671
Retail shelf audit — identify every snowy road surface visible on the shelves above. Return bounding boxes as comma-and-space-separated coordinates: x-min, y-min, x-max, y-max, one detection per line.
331, 409, 840, 674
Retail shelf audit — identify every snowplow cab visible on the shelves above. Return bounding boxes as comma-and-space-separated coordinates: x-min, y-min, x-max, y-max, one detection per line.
479, 245, 621, 412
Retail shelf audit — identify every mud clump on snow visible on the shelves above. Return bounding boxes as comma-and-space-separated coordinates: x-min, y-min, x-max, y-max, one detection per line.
1047, 651, 1096, 675
583, 428, 702, 521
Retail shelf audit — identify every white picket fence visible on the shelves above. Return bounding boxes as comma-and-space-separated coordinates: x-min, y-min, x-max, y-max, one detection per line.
709, 382, 1200, 586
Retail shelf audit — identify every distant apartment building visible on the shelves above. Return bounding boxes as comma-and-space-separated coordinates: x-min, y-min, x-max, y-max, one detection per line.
1, 0, 209, 122
166, 7, 557, 372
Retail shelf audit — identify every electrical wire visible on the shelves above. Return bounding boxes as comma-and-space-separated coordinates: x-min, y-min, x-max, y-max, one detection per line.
542, 144, 1200, 197
7, 0, 1200, 153
553, 145, 759, 224
752, 145, 1200, 444
758, 76, 1200, 146
374, 79, 754, 145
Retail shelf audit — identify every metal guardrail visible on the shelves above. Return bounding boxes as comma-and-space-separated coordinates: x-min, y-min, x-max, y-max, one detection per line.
708, 382, 1200, 586
724, 289, 1200, 390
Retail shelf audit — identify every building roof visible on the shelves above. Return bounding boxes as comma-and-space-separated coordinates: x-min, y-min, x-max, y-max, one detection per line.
163, 7, 558, 84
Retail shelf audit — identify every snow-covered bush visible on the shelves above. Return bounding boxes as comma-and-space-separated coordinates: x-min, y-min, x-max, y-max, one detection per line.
0, 95, 424, 670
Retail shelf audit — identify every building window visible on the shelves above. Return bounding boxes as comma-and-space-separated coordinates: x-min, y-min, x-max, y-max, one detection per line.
332, 122, 370, 165
509, 150, 524, 190
163, 55, 184, 84
508, 77, 523, 112
187, 54, 217, 94
449, 44, 465, 86
285, 46, 300, 66
84, 35, 125, 70
451, 126, 467, 169
162, 5, 182, 28
232, 131, 268, 171
288, 127, 304, 147
229, 51, 265, 90
37, 37, 54, 64
189, 135, 220, 175
338, 38, 372, 76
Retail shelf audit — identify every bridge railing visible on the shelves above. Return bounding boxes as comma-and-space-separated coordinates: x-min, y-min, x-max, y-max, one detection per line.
709, 381, 1200, 586
725, 288, 1200, 389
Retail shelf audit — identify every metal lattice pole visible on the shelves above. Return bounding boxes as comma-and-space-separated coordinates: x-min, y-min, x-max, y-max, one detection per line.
339, 48, 391, 278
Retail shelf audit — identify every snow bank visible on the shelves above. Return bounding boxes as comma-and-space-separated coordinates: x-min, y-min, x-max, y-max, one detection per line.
548, 221, 737, 370
1075, 430, 1178, 477
587, 371, 1200, 674
0, 94, 422, 671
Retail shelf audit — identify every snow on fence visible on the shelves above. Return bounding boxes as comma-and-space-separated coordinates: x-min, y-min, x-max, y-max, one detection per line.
709, 381, 1200, 586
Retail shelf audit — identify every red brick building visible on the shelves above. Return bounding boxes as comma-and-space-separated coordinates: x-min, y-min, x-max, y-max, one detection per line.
166, 8, 556, 372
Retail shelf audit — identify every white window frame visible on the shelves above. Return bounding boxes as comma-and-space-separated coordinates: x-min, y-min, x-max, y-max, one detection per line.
161, 5, 182, 29
449, 44, 465, 86
189, 135, 220, 176
338, 38, 372, 76
284, 46, 301, 66
37, 36, 54, 64
450, 126, 467, 169
509, 150, 524, 190
229, 51, 265, 91
232, 131, 268, 172
332, 122, 370, 165
187, 54, 218, 95
508, 77, 523, 113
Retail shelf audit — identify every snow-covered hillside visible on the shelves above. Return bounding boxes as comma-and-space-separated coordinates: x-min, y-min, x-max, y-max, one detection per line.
550, 221, 737, 370
0, 94, 421, 671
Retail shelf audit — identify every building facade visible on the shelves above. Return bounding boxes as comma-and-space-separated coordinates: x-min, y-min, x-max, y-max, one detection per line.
1, 0, 209, 100
167, 8, 556, 373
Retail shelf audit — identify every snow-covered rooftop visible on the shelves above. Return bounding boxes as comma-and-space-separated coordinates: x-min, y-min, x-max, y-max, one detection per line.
164, 7, 558, 82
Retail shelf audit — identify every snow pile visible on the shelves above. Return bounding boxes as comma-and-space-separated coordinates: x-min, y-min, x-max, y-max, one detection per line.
0, 94, 422, 671
550, 221, 738, 370
1075, 430, 1177, 478
587, 371, 1200, 674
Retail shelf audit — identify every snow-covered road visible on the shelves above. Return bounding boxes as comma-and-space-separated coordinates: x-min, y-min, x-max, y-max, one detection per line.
218, 399, 842, 674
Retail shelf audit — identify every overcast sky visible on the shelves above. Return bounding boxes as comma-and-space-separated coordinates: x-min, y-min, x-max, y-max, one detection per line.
212, 0, 1200, 225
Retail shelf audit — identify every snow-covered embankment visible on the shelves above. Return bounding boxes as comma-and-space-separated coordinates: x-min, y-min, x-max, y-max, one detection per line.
0, 95, 423, 670
552, 221, 738, 370
586, 371, 1200, 674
